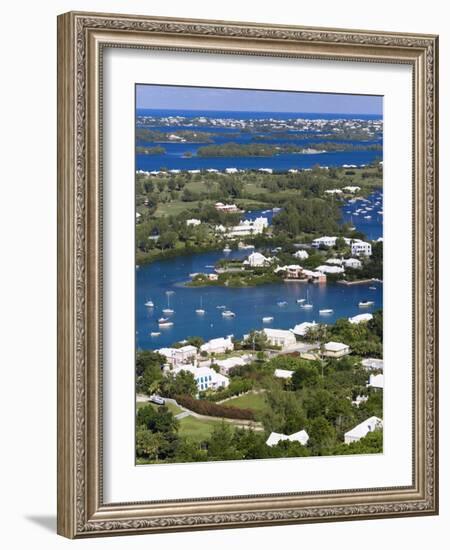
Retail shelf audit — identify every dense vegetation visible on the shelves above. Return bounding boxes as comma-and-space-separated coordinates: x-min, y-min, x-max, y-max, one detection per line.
136, 311, 383, 464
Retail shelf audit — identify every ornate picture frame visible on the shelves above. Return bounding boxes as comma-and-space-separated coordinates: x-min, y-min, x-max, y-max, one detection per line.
57, 11, 439, 538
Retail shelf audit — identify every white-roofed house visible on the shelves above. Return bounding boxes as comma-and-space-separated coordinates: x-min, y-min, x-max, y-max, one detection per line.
367, 373, 384, 390
266, 429, 309, 447
293, 250, 309, 260
172, 365, 230, 392
316, 264, 345, 274
274, 369, 294, 379
361, 358, 384, 371
262, 328, 296, 350
200, 336, 234, 355
214, 355, 250, 376
344, 416, 383, 444
186, 218, 201, 226
247, 252, 268, 267
351, 240, 372, 257
322, 341, 350, 358
291, 321, 317, 337
157, 345, 197, 366
348, 313, 373, 324
343, 185, 361, 193
343, 257, 362, 269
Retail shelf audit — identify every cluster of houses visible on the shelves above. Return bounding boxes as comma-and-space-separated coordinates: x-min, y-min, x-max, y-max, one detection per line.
265, 415, 383, 449
311, 236, 372, 257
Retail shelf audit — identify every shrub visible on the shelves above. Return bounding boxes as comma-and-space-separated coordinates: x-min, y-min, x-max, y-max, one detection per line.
175, 395, 256, 421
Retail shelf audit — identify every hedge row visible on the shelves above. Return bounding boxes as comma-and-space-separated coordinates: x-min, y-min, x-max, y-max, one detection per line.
175, 395, 256, 421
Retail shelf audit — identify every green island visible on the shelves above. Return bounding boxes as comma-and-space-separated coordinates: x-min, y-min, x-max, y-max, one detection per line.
136, 127, 215, 143
135, 164, 382, 267
196, 142, 382, 157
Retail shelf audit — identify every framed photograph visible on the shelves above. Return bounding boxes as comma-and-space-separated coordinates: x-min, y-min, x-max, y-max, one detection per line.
57, 11, 439, 538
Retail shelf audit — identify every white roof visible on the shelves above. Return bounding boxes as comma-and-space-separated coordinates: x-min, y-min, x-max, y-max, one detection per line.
215, 357, 247, 369
293, 250, 309, 258
317, 265, 345, 274
274, 369, 294, 379
248, 252, 267, 261
345, 416, 383, 440
266, 429, 309, 447
362, 358, 384, 370
324, 341, 349, 352
178, 345, 198, 353
263, 328, 296, 339
368, 373, 384, 389
200, 336, 233, 351
348, 313, 373, 324
291, 321, 316, 336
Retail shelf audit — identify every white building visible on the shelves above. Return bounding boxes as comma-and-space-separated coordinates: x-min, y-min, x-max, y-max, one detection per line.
344, 416, 383, 444
274, 369, 294, 379
214, 202, 240, 213
214, 355, 250, 376
316, 264, 345, 274
325, 258, 343, 266
246, 252, 269, 267
186, 218, 201, 226
343, 185, 361, 193
262, 328, 297, 349
224, 167, 239, 174
367, 373, 384, 390
200, 336, 234, 355
351, 240, 372, 256
291, 321, 317, 337
172, 365, 229, 392
348, 313, 373, 324
293, 250, 309, 260
362, 358, 384, 371
312, 236, 339, 248
344, 257, 362, 269
266, 429, 309, 447
325, 189, 343, 195
227, 217, 268, 238
157, 345, 197, 366
322, 341, 350, 358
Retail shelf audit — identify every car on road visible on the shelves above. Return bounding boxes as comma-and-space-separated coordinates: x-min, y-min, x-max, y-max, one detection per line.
149, 394, 166, 406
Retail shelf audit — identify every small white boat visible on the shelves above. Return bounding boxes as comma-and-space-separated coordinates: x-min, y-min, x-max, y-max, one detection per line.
277, 301, 288, 307
262, 316, 274, 323
162, 293, 174, 315
369, 286, 377, 290
144, 300, 154, 307
223, 246, 231, 253
296, 298, 306, 303
358, 300, 374, 307
300, 289, 313, 309
216, 305, 227, 309
150, 332, 161, 337
364, 215, 372, 219
195, 297, 206, 315
319, 309, 334, 315
158, 317, 174, 327
222, 310, 235, 318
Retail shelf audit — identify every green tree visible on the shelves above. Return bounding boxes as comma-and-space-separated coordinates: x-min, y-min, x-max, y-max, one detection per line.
307, 416, 337, 455
207, 423, 241, 461
291, 362, 320, 390
161, 371, 198, 398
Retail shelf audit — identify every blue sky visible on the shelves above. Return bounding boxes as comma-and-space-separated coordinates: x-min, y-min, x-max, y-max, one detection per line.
136, 84, 382, 115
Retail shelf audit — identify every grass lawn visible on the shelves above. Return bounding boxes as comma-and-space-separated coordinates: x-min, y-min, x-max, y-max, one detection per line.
178, 416, 225, 443
223, 392, 269, 414
153, 200, 199, 217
